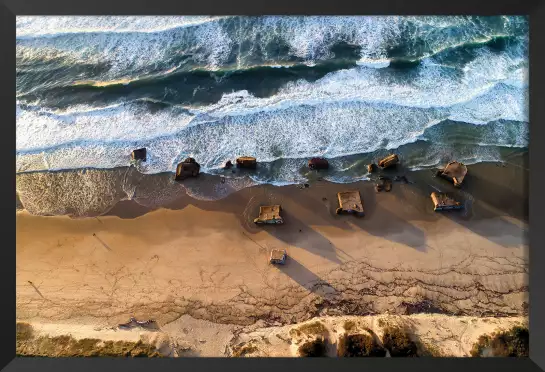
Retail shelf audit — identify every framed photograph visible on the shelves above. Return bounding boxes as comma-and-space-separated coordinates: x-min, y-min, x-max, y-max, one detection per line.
5, 0, 544, 371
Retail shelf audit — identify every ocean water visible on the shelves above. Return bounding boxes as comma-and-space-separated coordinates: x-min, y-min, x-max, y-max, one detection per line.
16, 16, 529, 187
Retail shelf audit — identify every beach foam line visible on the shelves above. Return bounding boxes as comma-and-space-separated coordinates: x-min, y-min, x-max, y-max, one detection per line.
15, 122, 528, 179
16, 80, 527, 157
16, 16, 231, 38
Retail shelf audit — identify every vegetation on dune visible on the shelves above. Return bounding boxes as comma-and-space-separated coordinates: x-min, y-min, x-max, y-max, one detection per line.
381, 326, 418, 357
470, 326, 529, 357
290, 321, 328, 337
16, 322, 34, 342
298, 337, 327, 357
337, 333, 386, 357
232, 343, 259, 357
343, 320, 356, 332
415, 341, 445, 357
16, 322, 162, 357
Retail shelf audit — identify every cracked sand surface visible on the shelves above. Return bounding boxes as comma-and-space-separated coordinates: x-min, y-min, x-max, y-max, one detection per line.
16, 186, 528, 329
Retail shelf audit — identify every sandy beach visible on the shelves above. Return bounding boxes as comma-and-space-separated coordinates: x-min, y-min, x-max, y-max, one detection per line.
15, 159, 528, 356
15, 15, 530, 357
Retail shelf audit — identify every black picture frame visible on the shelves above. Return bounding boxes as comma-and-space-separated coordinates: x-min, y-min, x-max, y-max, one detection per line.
3, 1, 544, 371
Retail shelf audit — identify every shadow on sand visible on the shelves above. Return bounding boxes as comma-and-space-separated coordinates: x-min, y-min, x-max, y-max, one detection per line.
261, 210, 343, 265
278, 256, 337, 297
101, 159, 528, 251
394, 164, 528, 249
92, 233, 112, 251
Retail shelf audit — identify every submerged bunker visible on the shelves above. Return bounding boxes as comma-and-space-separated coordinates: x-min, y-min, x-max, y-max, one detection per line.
378, 154, 399, 169
308, 158, 329, 170
131, 148, 147, 162
175, 157, 200, 181
236, 156, 257, 169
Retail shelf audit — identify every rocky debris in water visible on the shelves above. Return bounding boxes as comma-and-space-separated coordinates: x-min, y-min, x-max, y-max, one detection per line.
175, 158, 201, 181
375, 176, 392, 193
236, 157, 257, 169
308, 158, 329, 170
131, 148, 147, 162
378, 154, 400, 169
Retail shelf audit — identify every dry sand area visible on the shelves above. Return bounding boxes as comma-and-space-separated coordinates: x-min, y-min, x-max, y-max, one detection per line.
16, 162, 529, 356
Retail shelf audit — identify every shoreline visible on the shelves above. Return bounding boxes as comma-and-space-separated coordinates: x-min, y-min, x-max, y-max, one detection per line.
16, 136, 528, 181
16, 153, 528, 220
16, 155, 528, 356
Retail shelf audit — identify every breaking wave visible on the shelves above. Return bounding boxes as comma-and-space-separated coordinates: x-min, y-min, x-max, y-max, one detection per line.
16, 15, 529, 190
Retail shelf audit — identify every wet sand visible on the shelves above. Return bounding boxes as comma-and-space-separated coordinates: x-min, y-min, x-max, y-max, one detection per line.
15, 159, 528, 355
